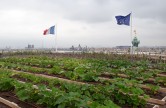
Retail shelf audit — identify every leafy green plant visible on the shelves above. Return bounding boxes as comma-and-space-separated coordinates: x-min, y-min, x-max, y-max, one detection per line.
1, 54, 163, 107
0, 78, 14, 91
88, 100, 120, 108
15, 82, 40, 102
155, 77, 166, 86
147, 84, 160, 94
37, 86, 65, 107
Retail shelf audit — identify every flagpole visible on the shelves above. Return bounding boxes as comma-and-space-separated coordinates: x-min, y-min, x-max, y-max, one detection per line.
42, 38, 44, 49
55, 24, 58, 52
42, 30, 44, 50
130, 12, 133, 54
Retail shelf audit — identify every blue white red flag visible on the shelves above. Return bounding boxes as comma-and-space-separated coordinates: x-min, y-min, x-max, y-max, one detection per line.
43, 25, 55, 35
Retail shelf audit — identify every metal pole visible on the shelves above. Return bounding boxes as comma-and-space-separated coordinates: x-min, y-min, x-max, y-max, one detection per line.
55, 24, 58, 52
130, 12, 133, 54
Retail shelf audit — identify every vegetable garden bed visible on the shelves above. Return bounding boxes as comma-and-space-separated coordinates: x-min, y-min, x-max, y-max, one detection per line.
0, 53, 166, 108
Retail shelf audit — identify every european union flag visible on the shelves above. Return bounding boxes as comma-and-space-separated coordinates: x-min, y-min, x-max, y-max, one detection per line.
115, 13, 131, 26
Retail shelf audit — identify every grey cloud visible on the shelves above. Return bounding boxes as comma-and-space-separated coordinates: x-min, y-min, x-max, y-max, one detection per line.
121, 0, 166, 23
54, 0, 114, 23
55, 0, 166, 24
1, 0, 166, 23
0, 0, 166, 48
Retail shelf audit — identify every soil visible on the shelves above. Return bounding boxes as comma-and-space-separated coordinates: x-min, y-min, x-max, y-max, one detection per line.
12, 73, 100, 87
100, 74, 115, 79
160, 72, 166, 75
14, 69, 100, 85
122, 104, 154, 108
143, 80, 166, 88
0, 91, 45, 108
12, 75, 32, 83
12, 75, 52, 88
144, 104, 156, 108
144, 89, 166, 100
101, 72, 166, 88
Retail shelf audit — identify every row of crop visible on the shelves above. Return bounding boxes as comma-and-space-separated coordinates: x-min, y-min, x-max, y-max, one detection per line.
0, 57, 153, 74
1, 56, 164, 71
1, 56, 166, 74
0, 56, 115, 76
0, 59, 165, 87
6, 64, 162, 99
0, 60, 154, 87
104, 66, 166, 87
2, 52, 166, 70
105, 67, 162, 80
11, 71, 149, 96
0, 69, 149, 107
12, 70, 148, 107
11, 72, 165, 106
0, 61, 48, 73
0, 56, 96, 69
0, 61, 100, 82
0, 56, 57, 68
2, 60, 165, 102
1, 56, 166, 87
0, 60, 146, 93
0, 70, 121, 108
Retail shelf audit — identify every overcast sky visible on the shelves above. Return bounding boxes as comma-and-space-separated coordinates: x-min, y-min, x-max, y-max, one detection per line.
0, 0, 166, 49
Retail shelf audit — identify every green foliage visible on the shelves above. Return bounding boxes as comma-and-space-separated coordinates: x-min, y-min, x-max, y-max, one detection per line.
1, 54, 165, 107
14, 82, 40, 102
147, 84, 160, 94
50, 65, 62, 74
109, 78, 147, 107
155, 77, 166, 86
0, 77, 14, 91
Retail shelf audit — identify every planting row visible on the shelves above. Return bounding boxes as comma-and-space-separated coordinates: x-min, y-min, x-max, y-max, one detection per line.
0, 55, 166, 107
0, 69, 151, 107
2, 68, 166, 107
0, 57, 166, 87
0, 69, 121, 108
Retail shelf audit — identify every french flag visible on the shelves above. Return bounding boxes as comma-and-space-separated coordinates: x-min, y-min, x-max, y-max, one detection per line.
43, 25, 55, 35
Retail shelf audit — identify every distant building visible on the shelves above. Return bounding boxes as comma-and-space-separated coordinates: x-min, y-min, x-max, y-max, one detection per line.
70, 45, 75, 51
69, 44, 88, 52
31, 45, 34, 48
25, 44, 34, 49
77, 44, 82, 51
116, 46, 130, 49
